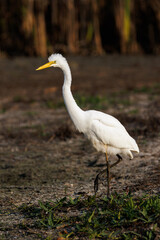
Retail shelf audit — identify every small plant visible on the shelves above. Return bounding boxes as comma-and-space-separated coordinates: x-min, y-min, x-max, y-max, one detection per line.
31, 123, 51, 139
129, 109, 139, 115
13, 95, 24, 103
16, 193, 160, 239
133, 84, 160, 95
44, 99, 64, 109
26, 111, 37, 117
24, 193, 159, 239
0, 107, 6, 113
75, 94, 107, 110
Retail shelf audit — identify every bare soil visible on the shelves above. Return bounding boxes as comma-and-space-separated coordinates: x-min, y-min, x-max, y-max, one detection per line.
0, 55, 160, 239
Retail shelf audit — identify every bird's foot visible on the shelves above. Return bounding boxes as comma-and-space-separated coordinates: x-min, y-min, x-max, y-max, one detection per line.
88, 159, 98, 167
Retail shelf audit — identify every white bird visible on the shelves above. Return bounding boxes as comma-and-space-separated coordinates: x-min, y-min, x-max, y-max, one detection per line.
37, 53, 139, 196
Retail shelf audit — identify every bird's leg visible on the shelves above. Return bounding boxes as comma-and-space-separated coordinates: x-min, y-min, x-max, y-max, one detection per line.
94, 169, 105, 194
106, 151, 110, 197
110, 154, 122, 168
94, 151, 111, 197
94, 154, 122, 195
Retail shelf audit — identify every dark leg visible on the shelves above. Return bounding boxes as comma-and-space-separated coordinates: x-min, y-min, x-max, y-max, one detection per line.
110, 154, 122, 168
117, 154, 122, 160
94, 154, 122, 195
106, 151, 110, 197
94, 169, 105, 194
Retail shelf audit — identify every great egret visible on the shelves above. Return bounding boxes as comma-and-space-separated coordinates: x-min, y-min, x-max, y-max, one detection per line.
37, 53, 139, 196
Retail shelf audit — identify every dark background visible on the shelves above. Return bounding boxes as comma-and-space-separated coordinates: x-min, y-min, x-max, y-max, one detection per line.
0, 0, 160, 57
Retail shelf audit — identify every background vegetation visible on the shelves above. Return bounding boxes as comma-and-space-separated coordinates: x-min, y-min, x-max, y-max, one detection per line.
0, 0, 160, 57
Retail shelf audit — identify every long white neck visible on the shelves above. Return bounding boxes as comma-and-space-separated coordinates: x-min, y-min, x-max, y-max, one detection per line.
61, 62, 85, 132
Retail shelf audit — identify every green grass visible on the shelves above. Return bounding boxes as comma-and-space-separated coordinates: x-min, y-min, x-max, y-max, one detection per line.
18, 193, 160, 239
13, 95, 24, 103
128, 108, 139, 115
13, 95, 35, 104
30, 123, 50, 138
74, 93, 131, 110
0, 107, 6, 114
44, 99, 64, 109
44, 93, 131, 111
25, 111, 37, 117
43, 95, 106, 110
133, 84, 160, 95
75, 94, 107, 110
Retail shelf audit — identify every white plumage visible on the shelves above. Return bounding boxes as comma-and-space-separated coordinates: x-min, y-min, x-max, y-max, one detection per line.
85, 110, 139, 158
37, 53, 139, 195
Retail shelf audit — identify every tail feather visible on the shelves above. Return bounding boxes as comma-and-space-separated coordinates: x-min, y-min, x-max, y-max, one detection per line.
129, 137, 139, 153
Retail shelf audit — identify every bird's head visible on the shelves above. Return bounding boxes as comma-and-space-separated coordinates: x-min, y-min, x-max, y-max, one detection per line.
36, 53, 67, 71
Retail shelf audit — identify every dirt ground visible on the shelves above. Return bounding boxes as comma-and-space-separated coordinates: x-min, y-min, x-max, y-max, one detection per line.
0, 55, 160, 239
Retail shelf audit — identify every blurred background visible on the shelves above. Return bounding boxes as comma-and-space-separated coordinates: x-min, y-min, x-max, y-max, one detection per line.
0, 0, 160, 57
0, 2, 160, 238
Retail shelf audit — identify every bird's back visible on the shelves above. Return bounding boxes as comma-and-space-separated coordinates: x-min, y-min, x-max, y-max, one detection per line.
84, 110, 139, 157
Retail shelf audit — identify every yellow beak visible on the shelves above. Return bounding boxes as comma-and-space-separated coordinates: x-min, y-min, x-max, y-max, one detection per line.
36, 61, 55, 71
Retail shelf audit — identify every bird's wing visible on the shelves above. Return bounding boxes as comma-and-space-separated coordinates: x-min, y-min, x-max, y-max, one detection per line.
91, 118, 139, 152
88, 110, 126, 129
